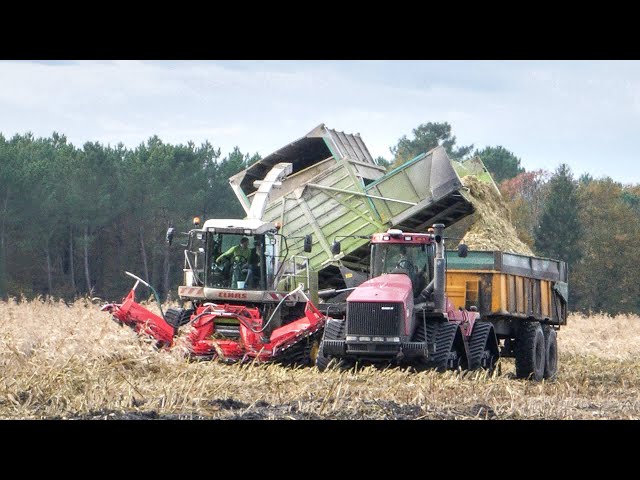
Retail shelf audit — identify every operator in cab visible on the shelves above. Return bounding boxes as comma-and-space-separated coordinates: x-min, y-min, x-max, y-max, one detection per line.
216, 236, 251, 265
215, 237, 252, 289
392, 246, 415, 272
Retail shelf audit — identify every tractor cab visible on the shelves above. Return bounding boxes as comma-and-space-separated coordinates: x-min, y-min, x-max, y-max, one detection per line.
369, 229, 435, 298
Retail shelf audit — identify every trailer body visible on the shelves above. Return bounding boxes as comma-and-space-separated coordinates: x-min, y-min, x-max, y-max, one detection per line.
445, 250, 568, 338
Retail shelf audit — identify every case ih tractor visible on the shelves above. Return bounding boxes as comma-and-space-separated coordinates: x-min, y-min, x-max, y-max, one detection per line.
317, 223, 567, 381
317, 224, 498, 372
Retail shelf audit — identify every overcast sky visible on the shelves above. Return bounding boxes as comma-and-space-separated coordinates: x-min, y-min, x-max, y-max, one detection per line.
1, 60, 639, 184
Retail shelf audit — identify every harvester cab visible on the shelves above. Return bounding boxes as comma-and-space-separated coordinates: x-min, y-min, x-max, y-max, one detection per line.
180, 218, 277, 293
178, 217, 315, 302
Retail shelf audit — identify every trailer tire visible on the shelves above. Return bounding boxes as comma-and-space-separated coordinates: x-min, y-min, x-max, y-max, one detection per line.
515, 322, 545, 381
543, 326, 558, 380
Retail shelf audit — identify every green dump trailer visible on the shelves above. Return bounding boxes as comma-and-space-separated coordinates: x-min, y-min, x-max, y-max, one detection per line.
229, 124, 494, 289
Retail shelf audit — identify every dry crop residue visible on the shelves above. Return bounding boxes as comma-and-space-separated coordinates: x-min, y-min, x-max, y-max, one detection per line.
1, 299, 640, 419
458, 175, 534, 255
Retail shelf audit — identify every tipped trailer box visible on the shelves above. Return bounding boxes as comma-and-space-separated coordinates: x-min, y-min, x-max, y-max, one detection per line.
229, 124, 494, 288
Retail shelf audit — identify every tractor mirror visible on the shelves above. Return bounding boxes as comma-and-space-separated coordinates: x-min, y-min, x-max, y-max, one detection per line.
303, 234, 313, 253
457, 243, 468, 258
331, 240, 341, 255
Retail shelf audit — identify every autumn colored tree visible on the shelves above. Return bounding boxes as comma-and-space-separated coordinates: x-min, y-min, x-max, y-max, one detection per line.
500, 169, 550, 250
571, 179, 640, 314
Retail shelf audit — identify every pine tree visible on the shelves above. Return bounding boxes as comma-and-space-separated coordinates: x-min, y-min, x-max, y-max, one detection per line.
475, 146, 525, 183
390, 122, 473, 167
534, 164, 583, 277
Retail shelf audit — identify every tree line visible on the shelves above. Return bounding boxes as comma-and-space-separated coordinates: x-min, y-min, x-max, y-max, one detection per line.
0, 132, 257, 303
1, 124, 639, 314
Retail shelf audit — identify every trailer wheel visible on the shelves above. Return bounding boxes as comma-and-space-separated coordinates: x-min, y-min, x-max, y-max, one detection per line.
515, 322, 545, 381
543, 327, 558, 380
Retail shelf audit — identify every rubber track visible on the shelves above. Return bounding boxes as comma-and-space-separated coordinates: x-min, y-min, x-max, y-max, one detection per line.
316, 319, 347, 370
467, 321, 495, 370
276, 329, 325, 366
424, 322, 458, 371
165, 308, 194, 328
412, 321, 426, 343
324, 318, 346, 341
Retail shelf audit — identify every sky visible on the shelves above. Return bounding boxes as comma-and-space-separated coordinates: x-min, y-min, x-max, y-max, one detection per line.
1, 60, 639, 184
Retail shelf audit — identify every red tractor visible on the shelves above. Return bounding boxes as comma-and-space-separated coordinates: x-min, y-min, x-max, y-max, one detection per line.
317, 224, 500, 372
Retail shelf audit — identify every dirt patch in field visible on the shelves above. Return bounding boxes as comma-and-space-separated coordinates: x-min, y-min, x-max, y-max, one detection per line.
56, 398, 500, 420
56, 396, 508, 420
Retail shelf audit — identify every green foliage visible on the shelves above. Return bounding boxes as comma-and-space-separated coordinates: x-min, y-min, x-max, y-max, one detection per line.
474, 146, 524, 183
621, 190, 640, 215
0, 133, 258, 301
389, 122, 473, 167
534, 164, 583, 273
375, 156, 391, 169
579, 172, 594, 186
571, 179, 640, 314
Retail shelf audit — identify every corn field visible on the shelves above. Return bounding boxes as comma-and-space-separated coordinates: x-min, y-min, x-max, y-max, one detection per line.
1, 298, 639, 419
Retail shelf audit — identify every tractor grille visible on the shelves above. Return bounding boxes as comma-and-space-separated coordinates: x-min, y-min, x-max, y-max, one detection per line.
346, 302, 403, 336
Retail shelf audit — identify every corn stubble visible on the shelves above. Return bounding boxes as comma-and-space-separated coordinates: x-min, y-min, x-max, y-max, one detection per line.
1, 298, 639, 419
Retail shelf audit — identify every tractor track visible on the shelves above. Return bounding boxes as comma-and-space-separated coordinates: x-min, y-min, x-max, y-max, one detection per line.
414, 321, 460, 371
467, 321, 497, 371
275, 328, 324, 366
